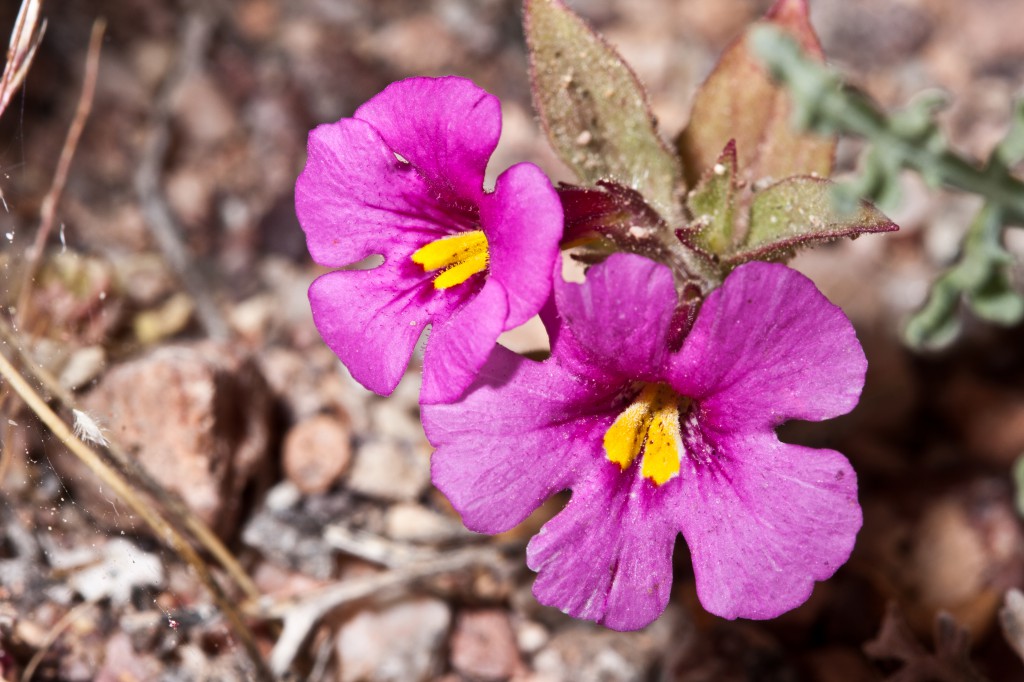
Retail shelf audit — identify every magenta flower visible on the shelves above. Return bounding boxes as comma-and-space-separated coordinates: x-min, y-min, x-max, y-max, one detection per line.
296, 77, 563, 402
424, 254, 865, 629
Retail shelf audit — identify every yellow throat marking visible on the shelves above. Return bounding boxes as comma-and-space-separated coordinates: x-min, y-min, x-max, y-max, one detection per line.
603, 384, 686, 485
411, 230, 489, 289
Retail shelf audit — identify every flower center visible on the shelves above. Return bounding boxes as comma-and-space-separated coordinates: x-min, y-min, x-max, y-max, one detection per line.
411, 230, 489, 289
603, 383, 689, 485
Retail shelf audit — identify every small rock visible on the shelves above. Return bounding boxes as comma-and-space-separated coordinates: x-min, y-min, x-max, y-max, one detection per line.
858, 479, 1024, 637
532, 608, 689, 682
385, 503, 466, 543
347, 438, 430, 502
259, 345, 370, 431
335, 597, 451, 682
251, 559, 327, 598
170, 72, 236, 145
514, 619, 549, 655
283, 414, 352, 495
369, 400, 426, 443
265, 480, 302, 512
356, 14, 461, 74
941, 371, 1024, 467
132, 292, 195, 345
815, 0, 932, 69
450, 609, 525, 681
228, 294, 276, 342
61, 538, 165, 605
166, 167, 214, 227
75, 342, 274, 538
241, 506, 335, 580
113, 253, 177, 307
58, 346, 106, 391
95, 632, 164, 682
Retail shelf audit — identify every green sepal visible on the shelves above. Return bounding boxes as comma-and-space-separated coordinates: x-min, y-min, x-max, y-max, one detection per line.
684, 140, 738, 255
729, 176, 897, 265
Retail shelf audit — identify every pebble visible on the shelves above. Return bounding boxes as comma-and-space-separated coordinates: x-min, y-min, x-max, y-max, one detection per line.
58, 345, 106, 390
95, 632, 165, 682
369, 400, 426, 443
335, 598, 451, 682
283, 414, 352, 495
347, 438, 430, 502
514, 619, 550, 655
531, 609, 687, 682
450, 609, 526, 680
75, 342, 274, 539
64, 538, 165, 605
170, 72, 237, 145
384, 503, 465, 543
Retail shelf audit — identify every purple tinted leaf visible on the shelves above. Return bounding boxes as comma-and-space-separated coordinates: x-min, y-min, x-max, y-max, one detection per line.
677, 0, 835, 188
558, 182, 666, 245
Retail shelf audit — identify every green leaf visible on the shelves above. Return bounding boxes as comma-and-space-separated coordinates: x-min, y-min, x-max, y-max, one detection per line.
730, 176, 897, 264
524, 0, 683, 224
905, 203, 1023, 350
970, 278, 1024, 325
995, 98, 1024, 169
685, 140, 738, 255
677, 0, 835, 188
903, 277, 963, 350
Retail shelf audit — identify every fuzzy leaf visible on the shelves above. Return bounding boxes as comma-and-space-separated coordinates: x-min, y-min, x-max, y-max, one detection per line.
730, 176, 897, 264
686, 140, 738, 255
906, 203, 1024, 350
525, 0, 683, 224
995, 98, 1024, 169
677, 0, 834, 188
904, 277, 963, 351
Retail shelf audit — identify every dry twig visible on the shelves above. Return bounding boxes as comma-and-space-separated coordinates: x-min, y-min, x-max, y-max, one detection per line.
0, 0, 46, 213
20, 600, 99, 682
134, 12, 229, 340
249, 541, 511, 676
0, 316, 260, 603
0, 0, 45, 122
15, 18, 104, 328
0, 347, 274, 682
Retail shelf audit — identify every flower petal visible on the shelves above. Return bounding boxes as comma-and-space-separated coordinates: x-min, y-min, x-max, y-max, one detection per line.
421, 281, 508, 404
555, 253, 676, 380
425, 346, 616, 533
671, 261, 866, 428
482, 162, 564, 328
673, 430, 860, 620
308, 261, 468, 395
297, 117, 462, 267
355, 76, 500, 205
527, 463, 677, 631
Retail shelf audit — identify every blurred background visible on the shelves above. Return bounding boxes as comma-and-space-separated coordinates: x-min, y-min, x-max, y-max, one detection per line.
0, 0, 1023, 680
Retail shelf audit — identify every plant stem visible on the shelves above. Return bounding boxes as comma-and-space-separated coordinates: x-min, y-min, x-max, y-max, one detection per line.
751, 26, 1024, 225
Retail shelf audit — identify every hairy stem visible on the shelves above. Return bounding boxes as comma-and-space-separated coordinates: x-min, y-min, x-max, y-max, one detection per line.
751, 26, 1024, 224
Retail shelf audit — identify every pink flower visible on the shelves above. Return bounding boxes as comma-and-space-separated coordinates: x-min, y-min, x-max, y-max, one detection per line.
296, 77, 563, 402
424, 253, 865, 629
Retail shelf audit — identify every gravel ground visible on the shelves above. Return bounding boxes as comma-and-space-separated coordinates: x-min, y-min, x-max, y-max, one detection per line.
1, 0, 1024, 680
